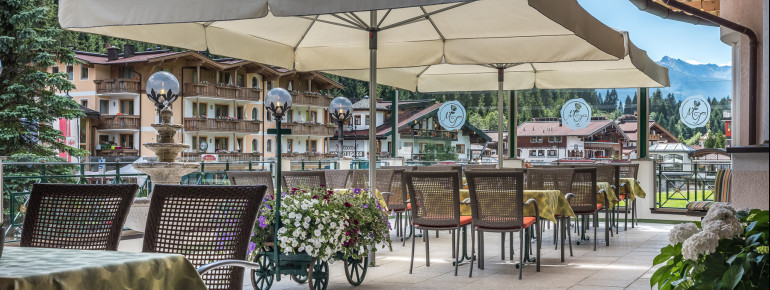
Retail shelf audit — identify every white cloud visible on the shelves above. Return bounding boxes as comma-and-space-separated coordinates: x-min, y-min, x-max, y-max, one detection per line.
684, 59, 705, 65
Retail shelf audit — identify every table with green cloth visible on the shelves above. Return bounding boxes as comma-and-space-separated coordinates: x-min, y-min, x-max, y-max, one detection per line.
0, 247, 207, 290
619, 178, 646, 200
596, 182, 620, 209
459, 189, 574, 223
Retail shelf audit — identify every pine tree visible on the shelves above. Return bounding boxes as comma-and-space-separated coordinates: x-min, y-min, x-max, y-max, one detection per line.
0, 0, 84, 156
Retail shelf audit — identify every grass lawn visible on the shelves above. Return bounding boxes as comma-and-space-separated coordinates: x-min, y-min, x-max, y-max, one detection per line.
655, 190, 714, 209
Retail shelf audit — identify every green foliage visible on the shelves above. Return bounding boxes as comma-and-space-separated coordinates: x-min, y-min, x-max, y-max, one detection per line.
704, 131, 727, 149
651, 209, 770, 290
0, 0, 86, 156
422, 143, 458, 161
684, 132, 703, 146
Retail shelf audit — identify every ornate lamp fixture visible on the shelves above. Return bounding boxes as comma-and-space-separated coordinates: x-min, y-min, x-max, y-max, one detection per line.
146, 71, 180, 111
329, 96, 353, 158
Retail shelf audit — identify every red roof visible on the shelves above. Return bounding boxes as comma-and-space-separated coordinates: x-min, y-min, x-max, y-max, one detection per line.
517, 120, 628, 139
75, 51, 181, 64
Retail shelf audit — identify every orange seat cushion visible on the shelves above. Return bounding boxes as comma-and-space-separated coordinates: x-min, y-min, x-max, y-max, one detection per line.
412, 215, 472, 228
476, 216, 536, 230
618, 194, 627, 201
597, 204, 604, 211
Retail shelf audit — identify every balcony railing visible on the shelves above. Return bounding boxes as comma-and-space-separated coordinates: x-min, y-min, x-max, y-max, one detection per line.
94, 78, 141, 95
184, 118, 261, 133
184, 83, 261, 101
408, 129, 458, 141
289, 91, 333, 107
281, 122, 336, 136
97, 115, 140, 130
96, 148, 139, 157
181, 152, 262, 162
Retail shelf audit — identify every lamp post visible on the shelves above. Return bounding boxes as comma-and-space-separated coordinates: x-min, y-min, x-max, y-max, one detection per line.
265, 87, 292, 277
329, 97, 353, 158
146, 71, 180, 113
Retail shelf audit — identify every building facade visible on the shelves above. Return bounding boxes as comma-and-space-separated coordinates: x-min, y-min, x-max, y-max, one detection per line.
515, 117, 629, 164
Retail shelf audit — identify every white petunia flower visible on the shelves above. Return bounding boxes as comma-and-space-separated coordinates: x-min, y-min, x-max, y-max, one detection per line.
303, 222, 310, 229
682, 231, 719, 261
304, 216, 311, 224
668, 223, 701, 245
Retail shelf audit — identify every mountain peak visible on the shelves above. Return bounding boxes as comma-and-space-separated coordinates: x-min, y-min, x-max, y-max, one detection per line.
653, 56, 732, 100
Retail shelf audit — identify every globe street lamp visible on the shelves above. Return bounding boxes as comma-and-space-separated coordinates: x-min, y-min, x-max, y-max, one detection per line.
329, 96, 352, 158
264, 87, 292, 271
146, 71, 180, 112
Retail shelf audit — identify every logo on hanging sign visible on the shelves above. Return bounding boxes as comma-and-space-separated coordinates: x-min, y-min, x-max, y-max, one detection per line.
561, 98, 592, 129
679, 96, 711, 129
437, 101, 466, 131
202, 154, 218, 162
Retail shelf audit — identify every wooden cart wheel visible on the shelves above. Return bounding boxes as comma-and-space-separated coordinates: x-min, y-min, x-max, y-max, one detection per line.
307, 258, 329, 290
290, 273, 308, 284
250, 253, 274, 290
343, 256, 368, 286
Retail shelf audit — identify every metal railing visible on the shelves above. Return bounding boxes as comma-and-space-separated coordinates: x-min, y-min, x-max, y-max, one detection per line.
289, 160, 338, 171
655, 161, 731, 209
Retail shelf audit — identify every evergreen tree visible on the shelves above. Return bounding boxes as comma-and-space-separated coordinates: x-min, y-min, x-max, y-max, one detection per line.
0, 0, 85, 156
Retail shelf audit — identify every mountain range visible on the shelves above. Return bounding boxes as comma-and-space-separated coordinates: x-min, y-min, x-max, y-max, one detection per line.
612, 56, 731, 101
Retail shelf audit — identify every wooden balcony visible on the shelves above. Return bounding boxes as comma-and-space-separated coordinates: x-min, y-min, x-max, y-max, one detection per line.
289, 92, 332, 107
96, 115, 140, 130
184, 118, 261, 133
281, 122, 336, 136
94, 78, 141, 95
95, 149, 139, 157
408, 129, 458, 141
649, 134, 661, 141
184, 83, 261, 101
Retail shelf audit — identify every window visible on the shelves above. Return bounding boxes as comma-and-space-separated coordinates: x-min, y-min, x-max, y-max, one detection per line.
517, 149, 522, 157
537, 150, 545, 157
119, 134, 134, 149
548, 136, 562, 143
267, 139, 273, 152
309, 140, 318, 152
80, 99, 88, 107
252, 139, 259, 152
236, 138, 243, 152
223, 72, 232, 84
286, 109, 293, 122
51, 66, 59, 74
120, 66, 135, 79
119, 100, 134, 115
251, 76, 261, 89
286, 139, 293, 152
530, 136, 543, 143
192, 136, 198, 150
80, 65, 89, 80
251, 108, 259, 121
99, 99, 109, 114
547, 150, 557, 157
214, 137, 229, 151
456, 144, 465, 154
310, 111, 318, 123
267, 81, 274, 90
365, 115, 370, 125
236, 106, 244, 120
287, 81, 293, 91
237, 74, 244, 87
65, 65, 74, 80
354, 116, 361, 125
529, 150, 537, 157
215, 104, 229, 118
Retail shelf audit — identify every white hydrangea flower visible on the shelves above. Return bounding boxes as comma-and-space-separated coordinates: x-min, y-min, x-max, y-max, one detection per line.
682, 230, 719, 261
703, 218, 744, 239
702, 203, 735, 224
668, 223, 701, 245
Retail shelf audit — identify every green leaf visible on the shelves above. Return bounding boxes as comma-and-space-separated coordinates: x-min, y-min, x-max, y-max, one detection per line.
655, 252, 674, 265
726, 253, 740, 264
721, 264, 744, 290
652, 264, 674, 288
744, 233, 760, 246
744, 221, 757, 233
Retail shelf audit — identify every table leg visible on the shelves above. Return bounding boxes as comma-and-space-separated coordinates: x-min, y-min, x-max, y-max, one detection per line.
516, 227, 537, 268
453, 225, 474, 266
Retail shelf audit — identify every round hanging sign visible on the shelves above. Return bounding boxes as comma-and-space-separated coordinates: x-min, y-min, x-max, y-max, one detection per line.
679, 95, 711, 129
437, 101, 466, 131
199, 140, 208, 151
561, 98, 592, 130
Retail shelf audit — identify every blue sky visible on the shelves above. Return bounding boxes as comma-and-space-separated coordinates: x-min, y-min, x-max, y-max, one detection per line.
578, 0, 732, 66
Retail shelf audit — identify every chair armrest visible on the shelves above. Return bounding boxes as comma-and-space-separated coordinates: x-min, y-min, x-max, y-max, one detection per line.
197, 259, 262, 275
381, 191, 394, 196
598, 189, 612, 206
564, 193, 576, 202
524, 198, 539, 221
460, 198, 471, 204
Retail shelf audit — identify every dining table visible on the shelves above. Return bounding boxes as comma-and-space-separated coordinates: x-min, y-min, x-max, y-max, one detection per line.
0, 247, 207, 290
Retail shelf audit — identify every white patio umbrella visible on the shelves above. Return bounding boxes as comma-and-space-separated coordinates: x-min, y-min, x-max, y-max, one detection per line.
60, 0, 630, 184
326, 39, 669, 167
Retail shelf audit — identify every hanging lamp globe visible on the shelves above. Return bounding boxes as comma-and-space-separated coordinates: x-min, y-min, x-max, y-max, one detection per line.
146, 71, 180, 111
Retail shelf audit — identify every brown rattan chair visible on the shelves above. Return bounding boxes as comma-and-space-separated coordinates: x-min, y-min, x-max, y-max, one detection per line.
465, 170, 539, 279
563, 168, 609, 259
20, 183, 138, 251
383, 169, 408, 238
143, 184, 267, 290
281, 171, 326, 189
227, 171, 274, 194
596, 164, 620, 237
403, 171, 469, 276
618, 163, 640, 228
347, 169, 369, 189
382, 165, 416, 171
525, 168, 574, 250
323, 169, 350, 189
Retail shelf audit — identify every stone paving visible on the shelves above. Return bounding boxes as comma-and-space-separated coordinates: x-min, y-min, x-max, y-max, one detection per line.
117, 221, 672, 289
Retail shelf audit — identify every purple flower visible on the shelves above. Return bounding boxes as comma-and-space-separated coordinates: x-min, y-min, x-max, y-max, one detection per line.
353, 188, 362, 194
248, 242, 257, 253
259, 216, 268, 228
344, 202, 353, 207
362, 204, 369, 208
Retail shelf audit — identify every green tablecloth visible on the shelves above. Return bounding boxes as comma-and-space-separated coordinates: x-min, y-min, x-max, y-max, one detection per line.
620, 178, 646, 200
0, 247, 207, 290
596, 182, 619, 209
459, 189, 574, 223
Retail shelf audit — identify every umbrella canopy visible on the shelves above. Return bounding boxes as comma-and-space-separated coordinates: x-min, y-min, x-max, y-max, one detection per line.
59, 0, 627, 71
326, 40, 669, 91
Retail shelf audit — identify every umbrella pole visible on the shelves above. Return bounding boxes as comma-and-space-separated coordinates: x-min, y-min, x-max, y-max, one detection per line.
497, 69, 504, 169
368, 11, 378, 266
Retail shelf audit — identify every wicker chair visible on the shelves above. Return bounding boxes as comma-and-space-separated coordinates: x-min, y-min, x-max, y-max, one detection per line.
281, 171, 326, 189
525, 168, 574, 251
20, 183, 138, 251
384, 169, 408, 238
563, 168, 608, 259
347, 169, 369, 189
143, 185, 267, 290
686, 169, 732, 218
323, 169, 350, 189
618, 163, 639, 228
227, 171, 274, 194
382, 165, 416, 171
464, 164, 497, 170
596, 164, 620, 237
403, 171, 469, 276
465, 171, 539, 279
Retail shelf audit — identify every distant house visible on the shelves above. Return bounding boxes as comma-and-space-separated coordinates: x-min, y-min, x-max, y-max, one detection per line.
516, 117, 628, 163
649, 143, 696, 171
616, 114, 679, 157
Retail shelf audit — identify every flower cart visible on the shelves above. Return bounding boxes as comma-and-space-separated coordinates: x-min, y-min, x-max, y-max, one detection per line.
248, 186, 391, 290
